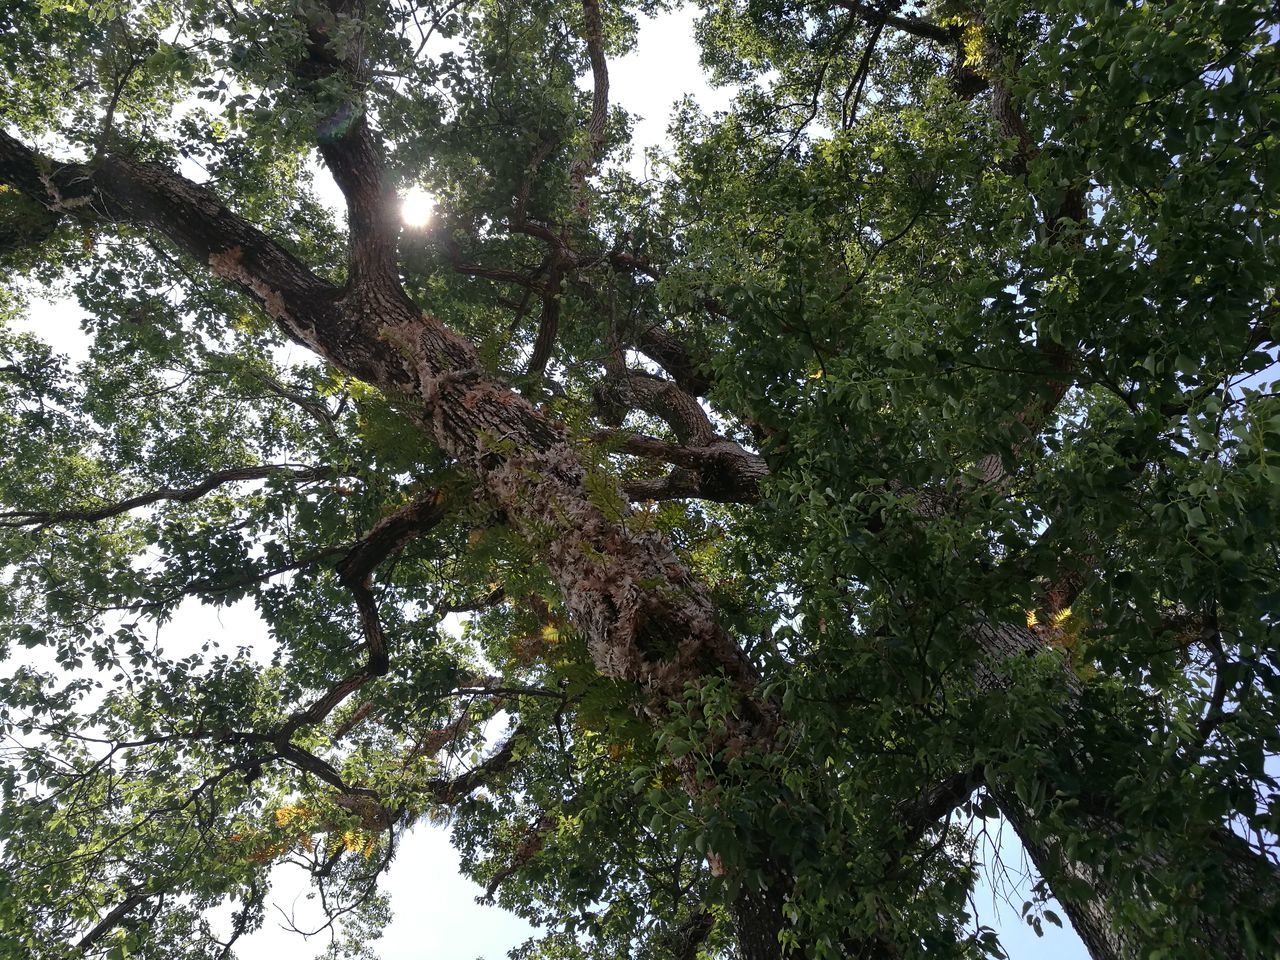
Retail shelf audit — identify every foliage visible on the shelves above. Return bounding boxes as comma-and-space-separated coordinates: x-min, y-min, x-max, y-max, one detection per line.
0, 0, 1277, 958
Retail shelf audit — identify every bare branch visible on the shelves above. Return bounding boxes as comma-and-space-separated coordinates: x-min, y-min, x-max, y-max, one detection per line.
0, 464, 335, 528
277, 489, 450, 739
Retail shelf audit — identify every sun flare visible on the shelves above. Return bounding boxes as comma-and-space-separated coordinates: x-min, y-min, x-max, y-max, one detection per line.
401, 187, 434, 228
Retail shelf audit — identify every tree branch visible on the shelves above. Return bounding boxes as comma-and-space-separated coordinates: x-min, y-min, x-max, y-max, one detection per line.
77, 889, 150, 954
591, 370, 770, 502
300, 1, 402, 290
0, 464, 335, 528
0, 129, 349, 358
594, 371, 718, 447
830, 0, 959, 44
568, 0, 610, 217
425, 725, 523, 803
277, 489, 450, 740
632, 322, 714, 397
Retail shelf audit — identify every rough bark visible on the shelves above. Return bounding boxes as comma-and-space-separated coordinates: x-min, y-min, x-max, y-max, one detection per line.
996, 781, 1280, 960
732, 877, 792, 960
3, 9, 1269, 951
593, 369, 769, 502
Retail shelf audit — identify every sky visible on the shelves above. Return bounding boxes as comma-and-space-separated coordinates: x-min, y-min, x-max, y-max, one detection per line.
11, 5, 1091, 958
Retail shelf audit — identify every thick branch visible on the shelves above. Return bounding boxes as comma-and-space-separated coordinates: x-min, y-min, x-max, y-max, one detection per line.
593, 371, 770, 502
896, 767, 982, 847
77, 889, 150, 954
0, 129, 348, 358
621, 467, 706, 502
830, 0, 959, 44
568, 0, 610, 216
594, 371, 718, 446
425, 726, 522, 803
301, 3, 402, 289
633, 322, 714, 397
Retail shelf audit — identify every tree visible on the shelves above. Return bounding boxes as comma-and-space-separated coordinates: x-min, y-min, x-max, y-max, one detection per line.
0, 0, 1277, 957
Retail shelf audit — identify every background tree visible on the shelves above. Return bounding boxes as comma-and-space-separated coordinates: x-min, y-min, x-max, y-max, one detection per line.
0, 0, 1277, 958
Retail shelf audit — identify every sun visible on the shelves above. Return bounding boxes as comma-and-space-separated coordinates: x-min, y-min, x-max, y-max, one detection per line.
401, 187, 434, 228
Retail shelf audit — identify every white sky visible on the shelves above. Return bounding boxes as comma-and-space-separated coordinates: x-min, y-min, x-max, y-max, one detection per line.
6, 6, 1089, 957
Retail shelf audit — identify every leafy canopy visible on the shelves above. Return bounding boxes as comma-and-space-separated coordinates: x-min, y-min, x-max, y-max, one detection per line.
0, 0, 1277, 958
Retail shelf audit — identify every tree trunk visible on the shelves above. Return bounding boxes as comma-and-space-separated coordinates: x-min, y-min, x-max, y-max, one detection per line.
0, 129, 772, 736
992, 786, 1134, 960
973, 622, 1280, 959
729, 869, 904, 960
732, 880, 790, 960
0, 125, 804, 954
997, 783, 1280, 960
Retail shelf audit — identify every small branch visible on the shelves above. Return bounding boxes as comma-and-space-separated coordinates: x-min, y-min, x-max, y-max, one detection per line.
1, 464, 335, 528
841, 20, 884, 129
451, 682, 563, 700
1177, 615, 1230, 767
276, 490, 449, 739
90, 54, 141, 166
246, 370, 343, 441
483, 811, 557, 900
